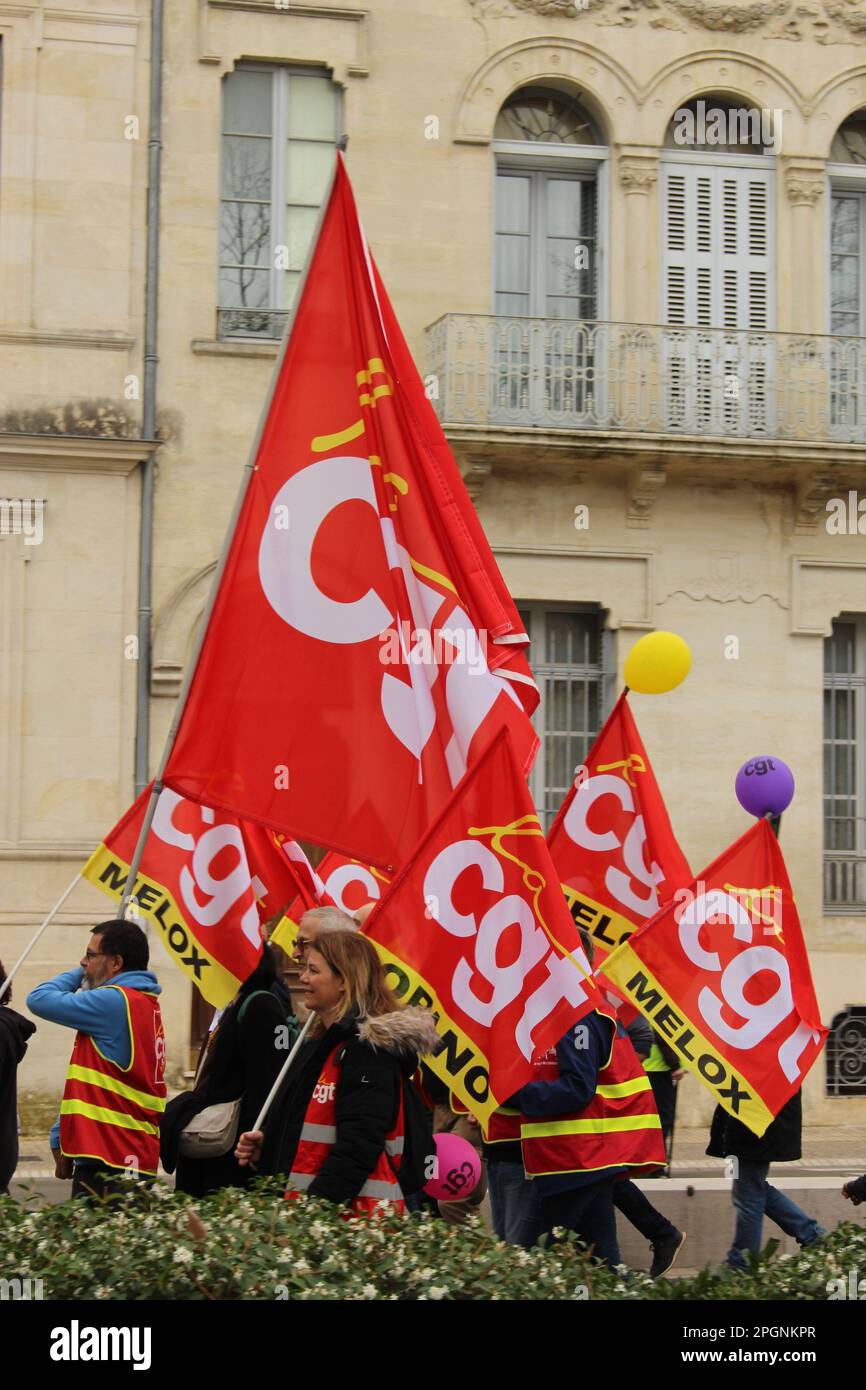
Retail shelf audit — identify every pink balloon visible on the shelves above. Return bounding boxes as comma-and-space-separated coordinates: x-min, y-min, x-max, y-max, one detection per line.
423, 1131, 481, 1202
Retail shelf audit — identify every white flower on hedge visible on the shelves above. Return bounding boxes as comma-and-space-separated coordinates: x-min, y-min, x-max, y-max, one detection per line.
428, 1286, 448, 1300
173, 1246, 194, 1265
361, 1284, 377, 1299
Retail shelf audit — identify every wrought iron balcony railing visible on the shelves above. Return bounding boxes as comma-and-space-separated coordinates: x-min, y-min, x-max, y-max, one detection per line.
426, 314, 866, 445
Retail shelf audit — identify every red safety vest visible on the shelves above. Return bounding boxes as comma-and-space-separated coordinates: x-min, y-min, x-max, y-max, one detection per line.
521, 1017, 665, 1179
287, 1042, 405, 1215
59, 986, 166, 1175
460, 1044, 559, 1145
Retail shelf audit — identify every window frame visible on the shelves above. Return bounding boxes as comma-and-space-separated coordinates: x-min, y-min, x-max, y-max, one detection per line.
823, 614, 866, 914
218, 62, 341, 339
491, 140, 610, 323
518, 602, 614, 830
827, 165, 866, 338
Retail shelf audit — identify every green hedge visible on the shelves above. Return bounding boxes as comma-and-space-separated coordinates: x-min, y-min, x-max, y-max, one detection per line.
3, 1181, 864, 1301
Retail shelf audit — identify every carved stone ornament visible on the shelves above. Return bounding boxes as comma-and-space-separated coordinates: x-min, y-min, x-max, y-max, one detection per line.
619, 158, 659, 193
461, 458, 494, 503
785, 169, 825, 205
472, 0, 866, 42
626, 460, 666, 527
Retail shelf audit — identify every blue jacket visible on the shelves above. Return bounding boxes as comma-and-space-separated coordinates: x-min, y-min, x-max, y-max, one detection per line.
27, 968, 161, 1151
518, 1010, 625, 1196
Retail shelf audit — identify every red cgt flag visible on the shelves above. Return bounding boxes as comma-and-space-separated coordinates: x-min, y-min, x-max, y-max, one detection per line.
363, 728, 603, 1127
602, 817, 827, 1136
548, 691, 691, 958
82, 786, 308, 1008
163, 154, 537, 872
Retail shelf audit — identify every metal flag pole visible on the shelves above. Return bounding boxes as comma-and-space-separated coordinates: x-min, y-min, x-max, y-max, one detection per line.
118, 151, 346, 919
0, 873, 82, 1005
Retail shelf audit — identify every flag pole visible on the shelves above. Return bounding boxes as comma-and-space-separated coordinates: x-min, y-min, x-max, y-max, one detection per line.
0, 873, 82, 1005
250, 1010, 316, 1134
118, 153, 346, 918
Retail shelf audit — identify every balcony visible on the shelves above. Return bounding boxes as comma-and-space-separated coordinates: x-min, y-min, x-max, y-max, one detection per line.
426, 315, 866, 446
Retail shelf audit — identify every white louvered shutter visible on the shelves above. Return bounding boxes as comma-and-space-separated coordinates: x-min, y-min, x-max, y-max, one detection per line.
662, 162, 773, 433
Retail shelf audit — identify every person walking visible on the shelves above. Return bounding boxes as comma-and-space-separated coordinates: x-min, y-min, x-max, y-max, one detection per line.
236, 929, 439, 1214
611, 1014, 687, 1276
707, 1089, 826, 1269
26, 919, 166, 1199
643, 1029, 682, 1168
0, 961, 36, 1194
160, 943, 289, 1195
518, 1005, 667, 1270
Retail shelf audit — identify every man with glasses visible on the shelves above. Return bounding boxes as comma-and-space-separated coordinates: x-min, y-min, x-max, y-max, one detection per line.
289, 906, 361, 970
27, 919, 166, 1199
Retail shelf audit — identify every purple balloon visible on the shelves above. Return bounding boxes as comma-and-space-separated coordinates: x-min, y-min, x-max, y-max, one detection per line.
735, 756, 795, 818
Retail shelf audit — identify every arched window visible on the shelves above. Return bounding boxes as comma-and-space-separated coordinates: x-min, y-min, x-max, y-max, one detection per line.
831, 111, 866, 165
829, 110, 866, 340
659, 93, 776, 434
490, 86, 608, 426
492, 87, 605, 323
494, 87, 601, 146
663, 95, 777, 156
828, 111, 866, 437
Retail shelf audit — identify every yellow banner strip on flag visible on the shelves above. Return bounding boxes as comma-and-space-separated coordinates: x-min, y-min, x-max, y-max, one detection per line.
602, 939, 775, 1137
81, 843, 243, 1010
561, 884, 638, 955
367, 939, 502, 1128
270, 912, 300, 957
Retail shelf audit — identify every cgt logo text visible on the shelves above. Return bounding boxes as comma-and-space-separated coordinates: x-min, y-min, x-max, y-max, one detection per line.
50, 1321, 151, 1371
312, 1080, 336, 1104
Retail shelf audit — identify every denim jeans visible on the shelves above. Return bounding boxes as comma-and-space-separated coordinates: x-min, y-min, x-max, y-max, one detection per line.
539, 1178, 622, 1271
727, 1159, 826, 1269
487, 1160, 543, 1247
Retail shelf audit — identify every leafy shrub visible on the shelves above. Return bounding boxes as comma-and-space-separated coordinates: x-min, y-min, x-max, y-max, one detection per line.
2, 1180, 864, 1301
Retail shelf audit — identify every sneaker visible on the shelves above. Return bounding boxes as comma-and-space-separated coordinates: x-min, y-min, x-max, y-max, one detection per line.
650, 1229, 686, 1278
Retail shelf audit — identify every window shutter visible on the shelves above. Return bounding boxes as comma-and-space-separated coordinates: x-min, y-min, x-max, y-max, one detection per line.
663, 164, 773, 330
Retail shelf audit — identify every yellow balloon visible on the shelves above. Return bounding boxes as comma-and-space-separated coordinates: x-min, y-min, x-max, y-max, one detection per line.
624, 631, 691, 695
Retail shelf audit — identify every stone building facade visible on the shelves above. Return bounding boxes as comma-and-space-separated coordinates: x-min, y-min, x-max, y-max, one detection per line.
1, 0, 865, 1130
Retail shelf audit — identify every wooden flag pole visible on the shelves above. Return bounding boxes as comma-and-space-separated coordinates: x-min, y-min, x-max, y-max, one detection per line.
0, 873, 82, 1005
118, 155, 344, 919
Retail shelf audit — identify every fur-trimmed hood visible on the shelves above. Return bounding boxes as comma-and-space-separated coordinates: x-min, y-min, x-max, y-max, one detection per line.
356, 1006, 440, 1060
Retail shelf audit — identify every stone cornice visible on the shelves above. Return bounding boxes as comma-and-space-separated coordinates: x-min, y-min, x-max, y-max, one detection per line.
0, 433, 154, 473
0, 329, 134, 351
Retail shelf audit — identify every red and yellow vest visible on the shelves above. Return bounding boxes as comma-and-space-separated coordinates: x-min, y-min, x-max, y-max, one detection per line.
453, 1045, 559, 1146
521, 1018, 665, 1179
59, 986, 167, 1175
287, 1042, 406, 1215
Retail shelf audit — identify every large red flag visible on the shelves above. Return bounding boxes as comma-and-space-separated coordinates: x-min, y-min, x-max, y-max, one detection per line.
82, 787, 306, 1008
548, 691, 691, 956
602, 817, 827, 1136
162, 155, 538, 872
363, 728, 603, 1126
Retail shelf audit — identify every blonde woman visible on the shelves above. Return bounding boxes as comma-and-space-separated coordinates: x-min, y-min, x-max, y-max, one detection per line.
236, 930, 438, 1214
